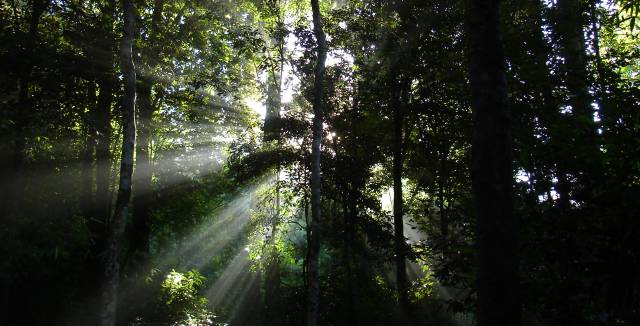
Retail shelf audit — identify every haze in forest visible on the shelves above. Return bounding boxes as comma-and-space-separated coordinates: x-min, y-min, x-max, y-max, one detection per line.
0, 0, 639, 325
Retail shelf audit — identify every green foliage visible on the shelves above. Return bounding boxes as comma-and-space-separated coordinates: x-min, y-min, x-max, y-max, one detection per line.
158, 269, 212, 324
617, 0, 640, 31
411, 261, 437, 303
1, 0, 640, 324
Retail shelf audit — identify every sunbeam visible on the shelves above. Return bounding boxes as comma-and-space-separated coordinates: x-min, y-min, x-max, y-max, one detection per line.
205, 248, 255, 307
152, 179, 269, 270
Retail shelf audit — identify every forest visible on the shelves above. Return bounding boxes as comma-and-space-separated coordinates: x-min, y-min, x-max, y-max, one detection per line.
0, 0, 639, 325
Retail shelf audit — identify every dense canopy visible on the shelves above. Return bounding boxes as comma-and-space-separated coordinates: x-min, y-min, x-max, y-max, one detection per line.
1, 0, 639, 325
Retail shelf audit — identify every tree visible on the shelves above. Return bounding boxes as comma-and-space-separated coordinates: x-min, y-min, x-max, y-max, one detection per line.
392, 78, 409, 310
466, 0, 521, 325
1, 0, 639, 324
129, 0, 165, 271
552, 0, 603, 208
101, 0, 137, 324
84, 0, 118, 306
307, 0, 327, 325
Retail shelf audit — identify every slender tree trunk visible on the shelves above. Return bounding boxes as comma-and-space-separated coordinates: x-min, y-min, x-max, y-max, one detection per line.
88, 75, 114, 305
524, 0, 571, 207
94, 0, 117, 237
555, 0, 601, 172
94, 0, 117, 228
307, 1, 326, 325
392, 84, 408, 310
438, 144, 448, 253
264, 22, 284, 313
263, 0, 285, 139
342, 197, 357, 326
466, 0, 521, 325
81, 81, 98, 221
589, 1, 613, 142
265, 179, 283, 321
129, 0, 164, 269
79, 10, 115, 322
303, 193, 310, 294
101, 0, 137, 325
265, 232, 282, 323
550, 3, 600, 321
81, 82, 98, 307
95, 76, 114, 226
556, 0, 591, 118
264, 62, 282, 141
129, 78, 152, 266
263, 9, 285, 319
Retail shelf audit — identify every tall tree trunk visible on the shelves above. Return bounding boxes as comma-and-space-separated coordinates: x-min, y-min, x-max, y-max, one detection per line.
88, 75, 114, 308
392, 83, 408, 310
264, 63, 282, 141
589, 1, 613, 143
438, 142, 449, 254
129, 79, 152, 267
466, 0, 521, 325
264, 2, 284, 142
341, 196, 357, 326
307, 0, 326, 325
94, 0, 117, 228
79, 7, 116, 321
101, 0, 137, 325
81, 78, 107, 325
129, 0, 164, 269
303, 193, 310, 294
95, 76, 114, 227
264, 14, 285, 317
552, 1, 601, 320
81, 81, 98, 221
93, 1, 117, 249
522, 0, 571, 208
556, 0, 592, 119
555, 0, 602, 174
264, 232, 282, 323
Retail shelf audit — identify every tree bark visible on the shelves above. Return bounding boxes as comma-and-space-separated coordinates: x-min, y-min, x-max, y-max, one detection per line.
129, 0, 164, 269
76, 7, 116, 322
438, 142, 449, 253
95, 76, 114, 226
555, 0, 602, 173
341, 198, 357, 326
93, 0, 117, 228
466, 0, 521, 325
265, 2, 285, 141
307, 0, 326, 325
556, 0, 592, 120
81, 81, 98, 222
264, 62, 282, 142
589, 1, 614, 142
392, 83, 408, 310
530, 0, 572, 206
129, 79, 152, 267
264, 11, 285, 316
101, 0, 137, 325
